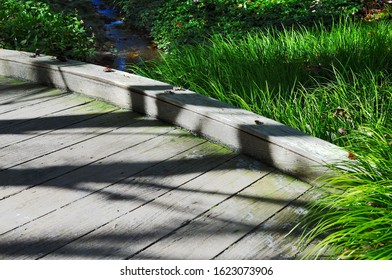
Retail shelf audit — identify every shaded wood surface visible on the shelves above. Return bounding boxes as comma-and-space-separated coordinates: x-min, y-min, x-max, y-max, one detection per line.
0, 76, 320, 259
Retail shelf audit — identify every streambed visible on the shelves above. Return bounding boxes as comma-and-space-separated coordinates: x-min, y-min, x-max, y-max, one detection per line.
91, 0, 159, 70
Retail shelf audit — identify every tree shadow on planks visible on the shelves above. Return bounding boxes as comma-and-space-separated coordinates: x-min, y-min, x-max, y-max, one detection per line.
0, 111, 141, 134
0, 221, 308, 260
11, 57, 324, 184
0, 64, 324, 260
0, 157, 311, 209
0, 124, 314, 260
0, 152, 314, 260
0, 82, 54, 104
0, 200, 313, 260
133, 85, 333, 185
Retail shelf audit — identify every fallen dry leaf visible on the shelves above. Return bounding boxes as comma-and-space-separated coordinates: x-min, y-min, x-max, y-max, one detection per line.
338, 127, 346, 136
103, 67, 114, 72
348, 151, 356, 160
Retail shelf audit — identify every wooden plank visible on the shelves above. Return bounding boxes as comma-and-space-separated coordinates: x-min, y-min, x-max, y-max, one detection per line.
0, 142, 235, 259
0, 87, 66, 114
0, 99, 118, 150
0, 78, 30, 92
0, 83, 56, 105
0, 93, 93, 130
0, 128, 207, 235
0, 54, 347, 185
39, 156, 273, 260
0, 109, 140, 169
214, 188, 325, 260
0, 76, 20, 84
134, 174, 311, 259
0, 118, 174, 200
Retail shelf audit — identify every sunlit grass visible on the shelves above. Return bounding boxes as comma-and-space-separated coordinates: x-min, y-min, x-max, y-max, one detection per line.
132, 19, 392, 259
134, 20, 391, 147
300, 125, 392, 259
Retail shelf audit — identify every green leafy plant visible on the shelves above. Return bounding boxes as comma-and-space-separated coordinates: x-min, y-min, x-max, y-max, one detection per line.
0, 0, 95, 60
115, 0, 367, 50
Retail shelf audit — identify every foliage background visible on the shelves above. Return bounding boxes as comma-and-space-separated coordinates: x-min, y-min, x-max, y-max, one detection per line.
0, 0, 95, 60
115, 0, 369, 49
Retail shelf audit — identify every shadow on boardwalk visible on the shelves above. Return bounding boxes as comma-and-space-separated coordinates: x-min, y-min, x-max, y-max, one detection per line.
0, 75, 323, 260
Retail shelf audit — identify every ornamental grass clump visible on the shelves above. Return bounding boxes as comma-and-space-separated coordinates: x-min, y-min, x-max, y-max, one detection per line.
134, 19, 392, 259
299, 125, 392, 259
135, 19, 392, 146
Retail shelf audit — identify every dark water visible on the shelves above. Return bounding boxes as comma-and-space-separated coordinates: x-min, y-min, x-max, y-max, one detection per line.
91, 0, 159, 70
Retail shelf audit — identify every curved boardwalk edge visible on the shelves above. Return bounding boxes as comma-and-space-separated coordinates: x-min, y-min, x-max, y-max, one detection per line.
0, 49, 346, 185
0, 62, 330, 260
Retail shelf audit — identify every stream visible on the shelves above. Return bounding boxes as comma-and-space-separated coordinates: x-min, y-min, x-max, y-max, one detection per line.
91, 0, 159, 70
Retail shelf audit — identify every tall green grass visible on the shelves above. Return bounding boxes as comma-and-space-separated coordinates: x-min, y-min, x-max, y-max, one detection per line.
133, 19, 392, 259
135, 20, 392, 146
300, 124, 392, 259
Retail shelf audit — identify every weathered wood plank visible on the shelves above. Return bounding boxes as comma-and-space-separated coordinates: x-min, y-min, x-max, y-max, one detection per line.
0, 142, 236, 259
0, 99, 118, 150
0, 75, 330, 260
0, 76, 22, 84
214, 188, 324, 260
38, 156, 273, 260
0, 82, 54, 103
0, 51, 347, 185
0, 119, 174, 199
0, 87, 65, 114
0, 78, 30, 92
135, 174, 311, 259
0, 128, 207, 235
0, 110, 140, 169
0, 93, 93, 131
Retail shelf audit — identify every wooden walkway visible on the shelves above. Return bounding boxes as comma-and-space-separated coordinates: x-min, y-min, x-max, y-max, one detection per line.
0, 76, 319, 260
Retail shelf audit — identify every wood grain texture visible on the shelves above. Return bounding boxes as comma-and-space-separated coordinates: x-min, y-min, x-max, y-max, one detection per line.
0, 84, 60, 112
41, 156, 273, 260
0, 50, 346, 185
0, 109, 140, 168
0, 76, 323, 260
136, 174, 310, 259
215, 188, 324, 260
11, 144, 235, 260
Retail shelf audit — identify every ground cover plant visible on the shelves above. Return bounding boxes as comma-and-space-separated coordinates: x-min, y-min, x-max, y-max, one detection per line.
41, 0, 118, 51
0, 0, 95, 60
115, 0, 383, 50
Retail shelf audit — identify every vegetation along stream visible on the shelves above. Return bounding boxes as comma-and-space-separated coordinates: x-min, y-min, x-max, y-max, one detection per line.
1, 0, 391, 260
91, 0, 159, 70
